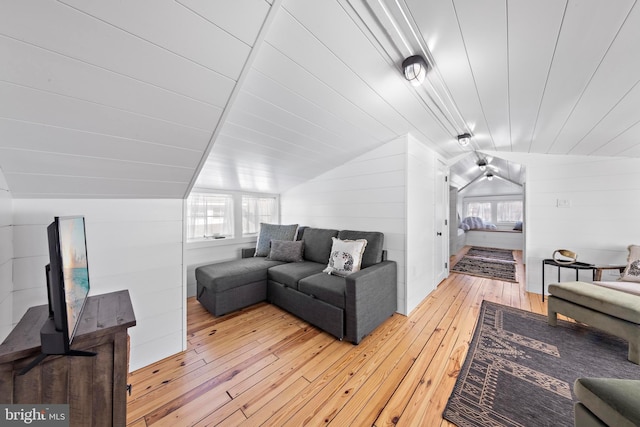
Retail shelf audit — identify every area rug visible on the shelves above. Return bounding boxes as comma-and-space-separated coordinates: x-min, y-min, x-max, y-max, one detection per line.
443, 301, 640, 427
451, 257, 517, 282
466, 246, 515, 262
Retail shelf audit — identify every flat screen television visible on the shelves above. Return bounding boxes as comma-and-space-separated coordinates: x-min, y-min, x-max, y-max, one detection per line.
20, 216, 95, 375
41, 215, 91, 355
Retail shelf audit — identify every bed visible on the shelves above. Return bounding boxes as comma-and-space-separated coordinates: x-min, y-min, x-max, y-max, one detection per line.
460, 216, 523, 250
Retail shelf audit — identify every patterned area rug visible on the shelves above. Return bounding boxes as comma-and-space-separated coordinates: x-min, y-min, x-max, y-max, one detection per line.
466, 246, 515, 262
451, 257, 517, 282
443, 301, 640, 427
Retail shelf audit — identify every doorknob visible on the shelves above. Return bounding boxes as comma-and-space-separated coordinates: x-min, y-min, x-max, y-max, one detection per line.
437, 232, 442, 236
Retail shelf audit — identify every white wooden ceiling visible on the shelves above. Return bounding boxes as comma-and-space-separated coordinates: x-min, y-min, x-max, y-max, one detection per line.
2, 0, 640, 197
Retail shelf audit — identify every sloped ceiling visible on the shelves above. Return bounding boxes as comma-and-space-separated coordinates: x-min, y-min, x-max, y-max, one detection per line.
0, 0, 272, 198
2, 0, 640, 198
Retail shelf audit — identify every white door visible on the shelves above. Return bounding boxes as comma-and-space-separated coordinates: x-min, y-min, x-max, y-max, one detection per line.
435, 160, 449, 283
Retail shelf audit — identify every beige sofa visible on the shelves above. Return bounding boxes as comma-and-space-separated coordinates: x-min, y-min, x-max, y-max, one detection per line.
547, 281, 640, 364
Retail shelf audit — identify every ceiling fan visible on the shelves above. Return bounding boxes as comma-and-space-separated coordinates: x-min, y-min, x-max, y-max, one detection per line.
476, 155, 499, 173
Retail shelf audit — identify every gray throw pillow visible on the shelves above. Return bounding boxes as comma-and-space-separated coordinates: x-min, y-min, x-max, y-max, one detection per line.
267, 240, 304, 262
254, 223, 298, 257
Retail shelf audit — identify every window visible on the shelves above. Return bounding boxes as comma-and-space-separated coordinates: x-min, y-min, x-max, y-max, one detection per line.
497, 201, 523, 222
463, 196, 523, 226
465, 202, 492, 223
186, 191, 279, 242
186, 193, 234, 240
242, 196, 277, 236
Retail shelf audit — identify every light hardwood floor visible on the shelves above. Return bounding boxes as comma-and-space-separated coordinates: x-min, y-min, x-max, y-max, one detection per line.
126, 249, 545, 426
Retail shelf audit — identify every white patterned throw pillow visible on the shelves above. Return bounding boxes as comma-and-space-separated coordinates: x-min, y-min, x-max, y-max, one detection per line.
620, 244, 640, 283
323, 237, 367, 277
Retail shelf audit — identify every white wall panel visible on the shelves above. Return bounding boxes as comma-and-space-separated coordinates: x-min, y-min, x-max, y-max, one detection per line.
265, 9, 410, 136
490, 152, 640, 295
59, 0, 251, 80
0, 1, 236, 106
0, 37, 223, 130
250, 45, 397, 141
130, 329, 184, 372
508, 0, 565, 151
0, 83, 212, 152
220, 118, 337, 159
177, 0, 271, 46
549, 2, 640, 155
406, 135, 438, 314
0, 262, 13, 342
6, 175, 188, 199
11, 198, 185, 370
0, 119, 203, 169
280, 0, 449, 146
0, 171, 12, 342
528, 0, 632, 154
229, 93, 354, 153
281, 137, 408, 314
580, 85, 640, 156
0, 150, 194, 183
240, 70, 387, 148
454, 1, 510, 150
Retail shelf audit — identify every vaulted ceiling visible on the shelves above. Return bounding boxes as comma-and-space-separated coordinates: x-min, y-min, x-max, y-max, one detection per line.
1, 0, 639, 198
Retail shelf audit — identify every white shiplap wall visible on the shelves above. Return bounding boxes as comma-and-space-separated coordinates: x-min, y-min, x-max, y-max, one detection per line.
405, 135, 439, 314
281, 137, 409, 314
11, 199, 184, 371
491, 152, 640, 295
0, 169, 12, 342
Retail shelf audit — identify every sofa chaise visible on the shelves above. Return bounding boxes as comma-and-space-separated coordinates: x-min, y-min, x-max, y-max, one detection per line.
195, 226, 398, 344
547, 281, 640, 364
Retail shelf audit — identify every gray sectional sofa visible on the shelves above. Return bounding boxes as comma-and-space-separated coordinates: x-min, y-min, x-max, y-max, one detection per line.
195, 227, 398, 344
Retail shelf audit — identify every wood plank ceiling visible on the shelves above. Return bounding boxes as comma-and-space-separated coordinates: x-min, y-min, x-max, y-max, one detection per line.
1, 0, 639, 197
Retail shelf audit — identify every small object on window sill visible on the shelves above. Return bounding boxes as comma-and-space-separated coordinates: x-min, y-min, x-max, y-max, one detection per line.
203, 235, 226, 240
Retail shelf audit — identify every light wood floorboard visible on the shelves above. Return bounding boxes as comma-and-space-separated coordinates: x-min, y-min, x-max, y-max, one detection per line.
127, 248, 541, 426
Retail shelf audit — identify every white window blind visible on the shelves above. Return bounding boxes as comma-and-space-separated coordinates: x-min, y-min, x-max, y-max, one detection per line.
465, 202, 492, 222
497, 200, 523, 222
186, 193, 234, 240
242, 196, 277, 236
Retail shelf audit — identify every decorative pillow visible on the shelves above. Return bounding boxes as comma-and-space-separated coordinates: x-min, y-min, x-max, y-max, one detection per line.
267, 240, 304, 262
322, 237, 367, 277
254, 223, 298, 257
620, 244, 640, 283
460, 216, 485, 230
513, 221, 523, 231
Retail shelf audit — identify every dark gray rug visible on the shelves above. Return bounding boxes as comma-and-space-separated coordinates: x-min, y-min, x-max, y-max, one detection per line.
466, 246, 515, 262
443, 301, 640, 427
451, 257, 517, 282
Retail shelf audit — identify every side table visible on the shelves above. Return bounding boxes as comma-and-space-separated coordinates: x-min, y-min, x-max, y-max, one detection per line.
541, 259, 626, 302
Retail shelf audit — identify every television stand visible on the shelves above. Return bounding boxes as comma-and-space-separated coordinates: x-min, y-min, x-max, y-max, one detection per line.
0, 290, 136, 427
19, 349, 97, 376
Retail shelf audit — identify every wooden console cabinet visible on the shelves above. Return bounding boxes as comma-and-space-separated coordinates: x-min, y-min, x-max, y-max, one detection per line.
0, 290, 136, 427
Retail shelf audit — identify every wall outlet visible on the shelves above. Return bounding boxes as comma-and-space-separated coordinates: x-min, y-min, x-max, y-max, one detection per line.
557, 199, 571, 208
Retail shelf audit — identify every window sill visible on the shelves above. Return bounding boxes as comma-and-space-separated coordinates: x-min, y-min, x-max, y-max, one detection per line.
186, 236, 257, 250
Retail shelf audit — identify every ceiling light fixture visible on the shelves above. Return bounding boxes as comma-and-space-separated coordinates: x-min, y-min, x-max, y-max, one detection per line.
477, 158, 487, 171
486, 171, 494, 181
457, 133, 471, 147
402, 55, 428, 86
